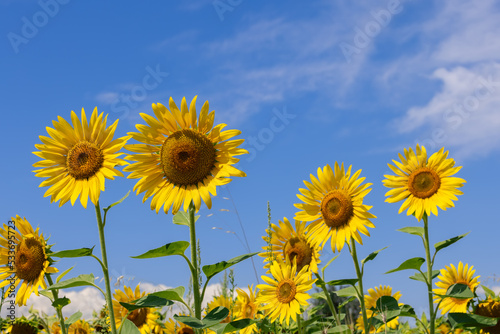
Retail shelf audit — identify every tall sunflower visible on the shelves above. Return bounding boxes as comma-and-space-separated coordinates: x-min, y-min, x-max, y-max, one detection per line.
294, 162, 376, 253
383, 145, 465, 221
260, 218, 321, 273
0, 216, 58, 306
124, 96, 247, 215
5, 317, 38, 334
33, 107, 129, 208
112, 284, 159, 334
256, 258, 316, 325
433, 262, 480, 314
356, 285, 402, 333
69, 320, 92, 334
475, 297, 500, 334
233, 285, 261, 334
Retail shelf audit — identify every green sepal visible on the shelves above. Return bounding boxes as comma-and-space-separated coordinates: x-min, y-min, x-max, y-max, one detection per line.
132, 241, 189, 259
385, 257, 425, 274
202, 252, 258, 282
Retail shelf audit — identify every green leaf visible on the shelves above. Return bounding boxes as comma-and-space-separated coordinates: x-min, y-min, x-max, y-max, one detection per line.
120, 295, 172, 311
399, 304, 417, 318
335, 286, 358, 298
50, 247, 94, 258
39, 289, 54, 301
203, 306, 230, 327
385, 257, 425, 274
397, 226, 425, 238
326, 279, 358, 286
56, 266, 74, 283
321, 254, 339, 277
173, 315, 204, 328
375, 296, 400, 323
45, 274, 97, 290
149, 286, 186, 304
409, 270, 440, 283
434, 232, 469, 253
362, 247, 388, 265
173, 211, 199, 226
103, 191, 130, 212
210, 318, 254, 334
120, 318, 141, 334
440, 283, 474, 299
482, 285, 497, 299
338, 296, 357, 310
132, 241, 189, 259
202, 252, 258, 282
311, 292, 327, 301
326, 325, 351, 333
52, 297, 70, 309
448, 313, 498, 328
65, 311, 82, 327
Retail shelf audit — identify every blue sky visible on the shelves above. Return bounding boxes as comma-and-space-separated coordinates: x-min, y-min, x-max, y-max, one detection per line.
1, 0, 500, 319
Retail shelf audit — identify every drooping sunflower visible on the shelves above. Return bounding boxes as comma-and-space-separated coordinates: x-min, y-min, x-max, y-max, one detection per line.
383, 145, 466, 221
68, 320, 92, 334
355, 285, 402, 333
475, 297, 500, 334
260, 218, 321, 273
33, 107, 129, 208
294, 162, 376, 253
256, 258, 316, 325
124, 96, 247, 215
0, 216, 58, 306
207, 295, 233, 323
112, 284, 159, 334
233, 285, 261, 334
433, 262, 480, 314
5, 317, 38, 334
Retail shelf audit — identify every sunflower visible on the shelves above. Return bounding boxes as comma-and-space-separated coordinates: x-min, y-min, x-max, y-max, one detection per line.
0, 216, 58, 306
165, 317, 194, 334
383, 145, 466, 221
233, 285, 261, 334
475, 297, 500, 334
68, 320, 92, 334
294, 162, 376, 253
5, 317, 38, 334
207, 295, 233, 323
124, 96, 247, 215
112, 284, 159, 334
260, 218, 321, 273
355, 285, 402, 333
433, 262, 480, 314
32, 107, 129, 208
256, 258, 316, 325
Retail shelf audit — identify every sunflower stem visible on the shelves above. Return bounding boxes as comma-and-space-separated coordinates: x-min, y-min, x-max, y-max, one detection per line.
423, 214, 436, 334
314, 272, 343, 330
46, 274, 68, 334
95, 202, 118, 334
188, 202, 202, 322
350, 240, 369, 334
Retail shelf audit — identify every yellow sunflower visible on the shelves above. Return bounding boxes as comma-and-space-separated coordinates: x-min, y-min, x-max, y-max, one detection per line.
113, 284, 159, 334
5, 317, 38, 334
50, 321, 62, 334
355, 285, 402, 333
0, 216, 58, 306
383, 145, 466, 221
33, 107, 129, 208
165, 317, 194, 334
68, 320, 92, 334
207, 295, 233, 323
256, 258, 316, 326
260, 218, 321, 273
124, 96, 247, 215
475, 297, 500, 334
433, 262, 480, 314
233, 285, 261, 334
294, 162, 376, 253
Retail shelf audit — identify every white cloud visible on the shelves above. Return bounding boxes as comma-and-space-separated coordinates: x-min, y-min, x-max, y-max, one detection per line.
95, 92, 119, 104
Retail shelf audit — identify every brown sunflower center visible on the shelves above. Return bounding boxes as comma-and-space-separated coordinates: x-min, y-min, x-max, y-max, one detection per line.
283, 237, 313, 272
15, 237, 45, 282
10, 323, 38, 334
74, 328, 88, 334
127, 308, 148, 328
320, 190, 354, 228
160, 129, 216, 186
66, 141, 104, 179
276, 279, 297, 304
242, 303, 256, 319
178, 327, 195, 334
408, 167, 441, 199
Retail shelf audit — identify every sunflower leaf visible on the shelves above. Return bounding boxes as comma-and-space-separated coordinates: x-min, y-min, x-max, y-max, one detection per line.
119, 318, 141, 334
338, 296, 357, 310
326, 279, 358, 286
103, 190, 130, 212
173, 315, 204, 328
399, 304, 417, 318
210, 319, 255, 334
44, 274, 97, 290
397, 226, 425, 238
173, 211, 199, 226
434, 232, 470, 253
50, 247, 95, 258
385, 257, 425, 274
321, 254, 339, 277
335, 286, 358, 298
448, 313, 498, 328
65, 311, 82, 327
174, 307, 230, 329
362, 246, 388, 265
202, 252, 259, 282
374, 296, 401, 324
435, 283, 474, 299
56, 266, 75, 283
481, 285, 497, 299
326, 325, 351, 333
131, 241, 189, 259
150, 286, 186, 304
52, 297, 70, 309
409, 270, 440, 283
120, 295, 172, 311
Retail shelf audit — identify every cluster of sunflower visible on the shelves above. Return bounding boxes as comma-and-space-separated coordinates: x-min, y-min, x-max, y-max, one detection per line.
1, 95, 499, 334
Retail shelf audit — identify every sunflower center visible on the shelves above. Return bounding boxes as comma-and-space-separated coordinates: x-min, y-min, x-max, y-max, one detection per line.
408, 167, 441, 199
243, 304, 256, 319
66, 141, 104, 180
10, 323, 38, 334
276, 279, 297, 304
160, 129, 216, 186
127, 308, 148, 328
75, 328, 88, 334
320, 190, 354, 228
15, 237, 45, 282
283, 237, 313, 272
178, 328, 195, 334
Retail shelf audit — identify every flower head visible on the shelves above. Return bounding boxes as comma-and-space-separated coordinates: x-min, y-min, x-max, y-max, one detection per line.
233, 285, 261, 334
356, 285, 402, 333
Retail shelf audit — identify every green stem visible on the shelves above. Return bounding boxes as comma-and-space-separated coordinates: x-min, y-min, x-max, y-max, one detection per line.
314, 273, 343, 329
95, 202, 118, 334
350, 240, 369, 334
46, 274, 68, 334
423, 214, 435, 334
188, 202, 202, 320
